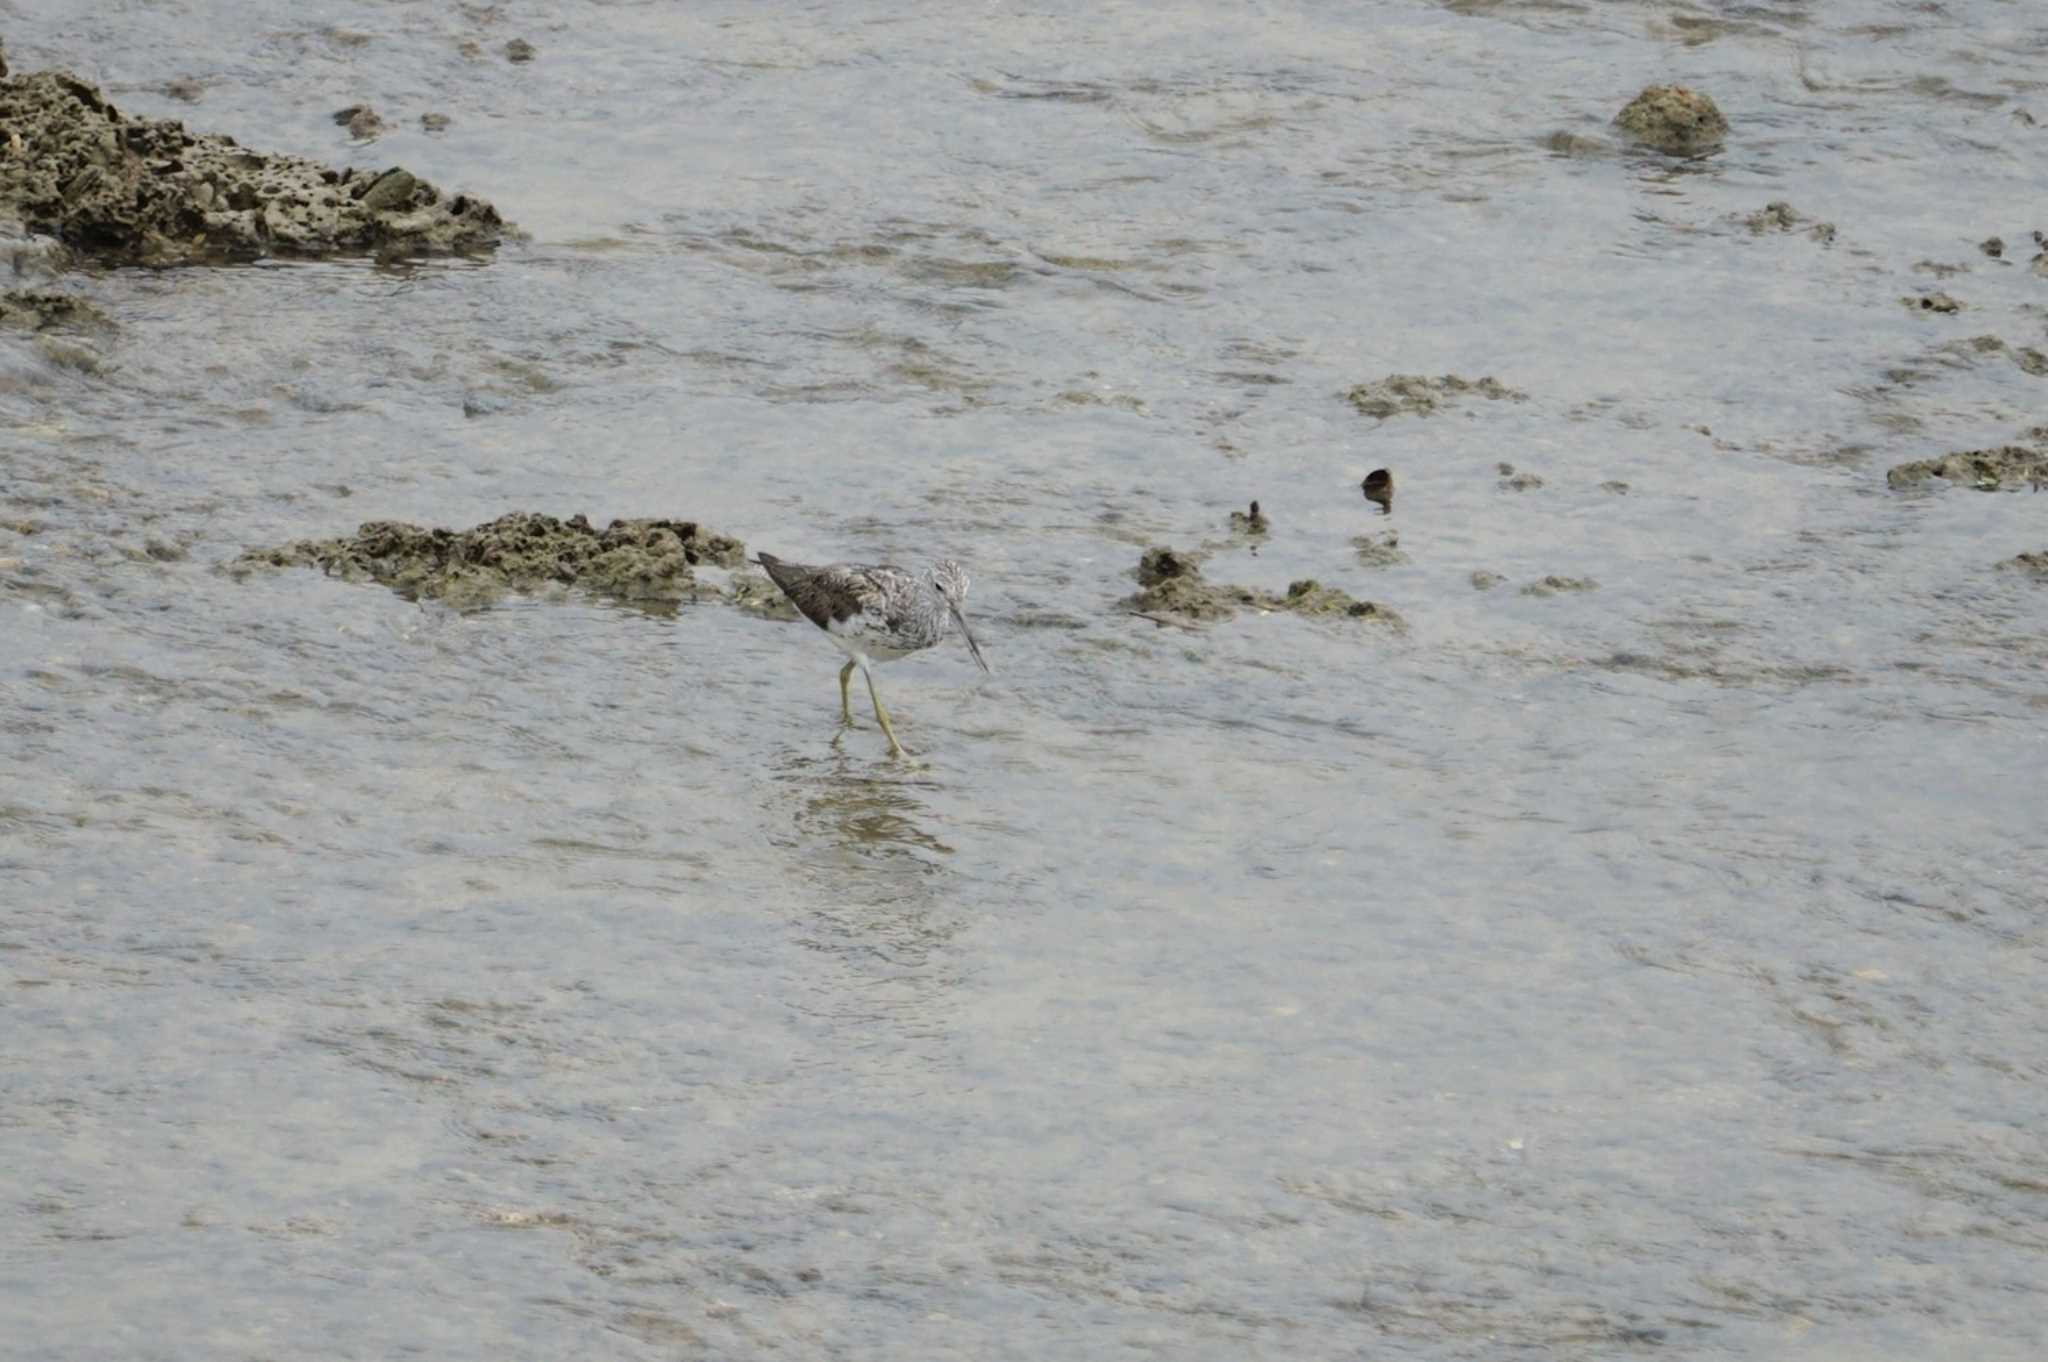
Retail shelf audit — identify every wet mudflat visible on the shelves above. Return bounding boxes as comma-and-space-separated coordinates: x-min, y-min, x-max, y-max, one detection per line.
3, 2, 2045, 1359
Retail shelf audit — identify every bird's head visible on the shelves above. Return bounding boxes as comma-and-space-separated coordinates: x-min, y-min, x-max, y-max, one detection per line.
928, 560, 989, 673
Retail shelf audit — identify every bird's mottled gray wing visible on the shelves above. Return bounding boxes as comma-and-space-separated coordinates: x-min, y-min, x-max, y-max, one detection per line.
757, 552, 863, 630
757, 552, 905, 635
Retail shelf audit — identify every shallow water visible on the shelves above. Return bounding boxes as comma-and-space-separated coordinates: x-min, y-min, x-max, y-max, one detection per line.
4, 2, 2046, 1358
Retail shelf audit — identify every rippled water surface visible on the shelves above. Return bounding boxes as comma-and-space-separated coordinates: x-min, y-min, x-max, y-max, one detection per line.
5, 2, 2046, 1358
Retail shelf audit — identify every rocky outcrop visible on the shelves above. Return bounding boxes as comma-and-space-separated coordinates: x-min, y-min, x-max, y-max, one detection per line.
0, 67, 506, 265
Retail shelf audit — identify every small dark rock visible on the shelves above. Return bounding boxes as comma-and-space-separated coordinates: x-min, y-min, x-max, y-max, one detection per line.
505, 38, 538, 63
1982, 236, 2005, 259
420, 112, 452, 133
1362, 468, 1394, 511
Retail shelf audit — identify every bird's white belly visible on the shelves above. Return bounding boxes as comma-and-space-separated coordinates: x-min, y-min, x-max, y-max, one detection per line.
827, 618, 928, 663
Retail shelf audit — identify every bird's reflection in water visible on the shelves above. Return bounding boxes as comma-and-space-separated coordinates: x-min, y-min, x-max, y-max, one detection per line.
770, 750, 967, 1037
776, 748, 954, 868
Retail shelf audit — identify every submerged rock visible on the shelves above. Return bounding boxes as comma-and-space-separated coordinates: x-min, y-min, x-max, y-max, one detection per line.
1615, 84, 1728, 155
1903, 291, 1963, 315
1344, 374, 1524, 420
332, 104, 384, 140
1362, 468, 1394, 511
0, 288, 109, 330
1886, 445, 2048, 492
1126, 545, 1403, 628
1352, 530, 1405, 567
1521, 575, 1598, 597
236, 512, 746, 609
2000, 551, 2048, 577
0, 67, 506, 265
1281, 579, 1401, 622
1226, 501, 1269, 536
1744, 201, 1836, 243
726, 570, 802, 620
1136, 545, 1202, 588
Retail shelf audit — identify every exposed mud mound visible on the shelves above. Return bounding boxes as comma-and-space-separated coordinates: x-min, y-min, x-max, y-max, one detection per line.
1886, 444, 2048, 492
1345, 373, 1525, 420
1615, 84, 1727, 155
1126, 545, 1403, 628
236, 512, 745, 609
0, 67, 506, 265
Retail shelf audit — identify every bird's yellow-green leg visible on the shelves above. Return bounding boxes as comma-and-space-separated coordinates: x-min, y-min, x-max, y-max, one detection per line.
861, 663, 904, 757
838, 660, 857, 725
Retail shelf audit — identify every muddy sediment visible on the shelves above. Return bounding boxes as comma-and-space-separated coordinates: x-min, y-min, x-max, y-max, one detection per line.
1886, 444, 2048, 491
0, 67, 506, 265
1614, 84, 1727, 155
1126, 546, 1403, 628
1345, 373, 1525, 420
235, 512, 746, 610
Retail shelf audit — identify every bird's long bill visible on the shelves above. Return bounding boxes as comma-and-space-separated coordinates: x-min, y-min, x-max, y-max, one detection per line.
951, 603, 991, 674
